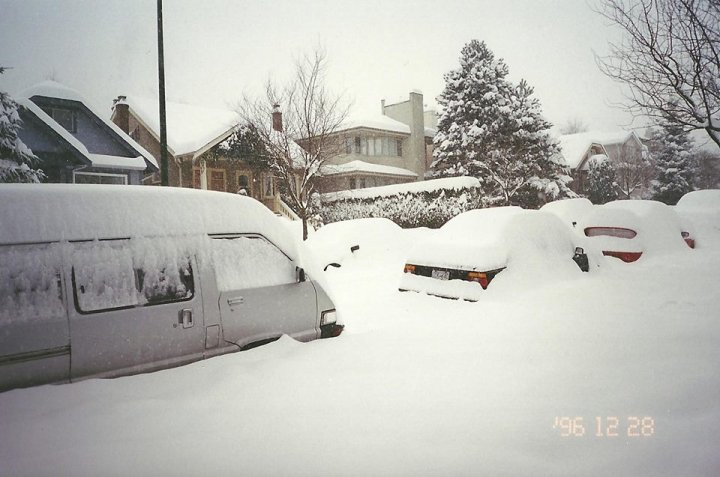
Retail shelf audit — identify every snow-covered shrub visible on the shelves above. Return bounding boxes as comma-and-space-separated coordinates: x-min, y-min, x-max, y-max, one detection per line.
319, 179, 485, 228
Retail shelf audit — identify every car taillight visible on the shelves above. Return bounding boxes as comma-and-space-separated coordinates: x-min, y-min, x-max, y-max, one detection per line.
603, 251, 643, 262
466, 271, 489, 289
681, 232, 695, 249
404, 264, 416, 274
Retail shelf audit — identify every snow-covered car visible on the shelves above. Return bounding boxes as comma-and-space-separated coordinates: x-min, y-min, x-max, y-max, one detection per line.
399, 207, 589, 301
676, 189, 720, 248
540, 197, 595, 230
0, 184, 342, 392
579, 199, 691, 262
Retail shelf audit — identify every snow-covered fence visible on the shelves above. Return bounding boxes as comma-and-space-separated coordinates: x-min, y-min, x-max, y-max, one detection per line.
318, 177, 485, 228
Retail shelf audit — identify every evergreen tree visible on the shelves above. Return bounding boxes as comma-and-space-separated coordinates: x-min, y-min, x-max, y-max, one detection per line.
431, 40, 571, 207
586, 154, 618, 204
649, 121, 696, 205
218, 123, 271, 169
0, 69, 44, 183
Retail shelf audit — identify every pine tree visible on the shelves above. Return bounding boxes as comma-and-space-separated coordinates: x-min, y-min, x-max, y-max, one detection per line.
431, 40, 572, 207
586, 154, 618, 204
649, 121, 696, 205
0, 69, 44, 183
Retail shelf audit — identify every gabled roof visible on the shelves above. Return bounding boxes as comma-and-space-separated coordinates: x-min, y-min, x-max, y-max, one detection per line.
557, 130, 646, 170
118, 96, 240, 158
557, 134, 605, 169
321, 160, 417, 178
20, 81, 157, 170
18, 98, 148, 171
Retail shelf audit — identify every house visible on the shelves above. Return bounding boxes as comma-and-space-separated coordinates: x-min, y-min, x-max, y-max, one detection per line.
15, 81, 158, 184
111, 96, 294, 217
558, 130, 652, 198
317, 91, 437, 193
557, 134, 609, 195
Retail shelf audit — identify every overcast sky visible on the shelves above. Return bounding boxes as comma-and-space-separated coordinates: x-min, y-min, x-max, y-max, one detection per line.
1, 0, 642, 133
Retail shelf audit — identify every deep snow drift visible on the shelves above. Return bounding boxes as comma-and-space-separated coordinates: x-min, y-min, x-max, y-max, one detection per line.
1, 215, 719, 476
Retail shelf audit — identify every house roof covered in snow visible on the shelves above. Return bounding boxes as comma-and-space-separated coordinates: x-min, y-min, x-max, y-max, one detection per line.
337, 113, 436, 139
17, 83, 157, 171
339, 114, 412, 135
321, 160, 417, 178
117, 96, 241, 158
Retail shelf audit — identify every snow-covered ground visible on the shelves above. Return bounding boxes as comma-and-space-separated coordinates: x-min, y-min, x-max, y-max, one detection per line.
1, 217, 719, 476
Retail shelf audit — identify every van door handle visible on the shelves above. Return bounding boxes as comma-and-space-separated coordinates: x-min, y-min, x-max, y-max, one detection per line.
179, 309, 193, 329
227, 297, 245, 307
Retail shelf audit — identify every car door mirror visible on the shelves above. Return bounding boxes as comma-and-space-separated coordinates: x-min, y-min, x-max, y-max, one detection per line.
296, 267, 306, 282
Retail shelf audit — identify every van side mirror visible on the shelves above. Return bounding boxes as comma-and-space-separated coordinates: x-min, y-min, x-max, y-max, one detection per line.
296, 267, 306, 282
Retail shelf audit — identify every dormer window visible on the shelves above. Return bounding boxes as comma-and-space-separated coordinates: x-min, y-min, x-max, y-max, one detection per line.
43, 107, 77, 133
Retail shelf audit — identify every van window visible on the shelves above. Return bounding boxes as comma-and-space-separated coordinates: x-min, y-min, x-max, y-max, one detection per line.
72, 241, 139, 313
71, 239, 194, 314
0, 244, 64, 323
211, 236, 296, 291
132, 238, 194, 306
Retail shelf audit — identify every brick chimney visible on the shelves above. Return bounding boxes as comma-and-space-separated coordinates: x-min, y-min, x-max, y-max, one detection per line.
112, 95, 129, 133
272, 103, 283, 132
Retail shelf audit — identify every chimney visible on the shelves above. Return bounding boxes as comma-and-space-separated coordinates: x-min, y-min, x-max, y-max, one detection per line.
112, 95, 130, 133
381, 99, 386, 115
272, 103, 283, 132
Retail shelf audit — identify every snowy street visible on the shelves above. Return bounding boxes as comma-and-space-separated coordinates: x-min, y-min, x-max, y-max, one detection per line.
1, 220, 719, 476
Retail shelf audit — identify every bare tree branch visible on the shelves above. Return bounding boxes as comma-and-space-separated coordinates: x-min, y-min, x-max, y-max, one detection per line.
237, 47, 350, 240
595, 0, 720, 148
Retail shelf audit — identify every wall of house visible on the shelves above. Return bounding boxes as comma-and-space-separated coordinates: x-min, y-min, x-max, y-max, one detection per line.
382, 92, 426, 179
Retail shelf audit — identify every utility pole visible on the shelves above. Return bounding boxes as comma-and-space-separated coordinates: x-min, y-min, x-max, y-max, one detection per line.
157, 0, 169, 186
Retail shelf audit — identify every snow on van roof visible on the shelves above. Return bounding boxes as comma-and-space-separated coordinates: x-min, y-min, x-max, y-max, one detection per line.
0, 185, 298, 259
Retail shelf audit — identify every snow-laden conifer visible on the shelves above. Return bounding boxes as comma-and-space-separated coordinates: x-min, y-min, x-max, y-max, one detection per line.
0, 68, 44, 183
431, 40, 572, 207
586, 154, 618, 204
650, 121, 696, 205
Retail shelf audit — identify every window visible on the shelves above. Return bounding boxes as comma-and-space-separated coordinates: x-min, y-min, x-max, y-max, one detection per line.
210, 236, 296, 291
263, 174, 275, 197
210, 170, 226, 192
584, 227, 637, 239
192, 168, 226, 191
43, 107, 77, 133
347, 135, 402, 157
349, 178, 356, 189
74, 172, 128, 185
71, 239, 194, 314
0, 244, 65, 323
237, 173, 251, 195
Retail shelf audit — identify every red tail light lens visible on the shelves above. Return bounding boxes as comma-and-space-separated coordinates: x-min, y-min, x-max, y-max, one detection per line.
467, 271, 489, 289
602, 251, 642, 262
404, 264, 416, 274
681, 232, 695, 249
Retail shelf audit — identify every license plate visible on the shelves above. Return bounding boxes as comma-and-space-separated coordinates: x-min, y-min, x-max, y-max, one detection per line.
431, 269, 450, 280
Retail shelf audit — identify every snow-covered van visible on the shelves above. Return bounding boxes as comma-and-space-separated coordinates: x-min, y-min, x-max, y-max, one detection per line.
0, 184, 342, 392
